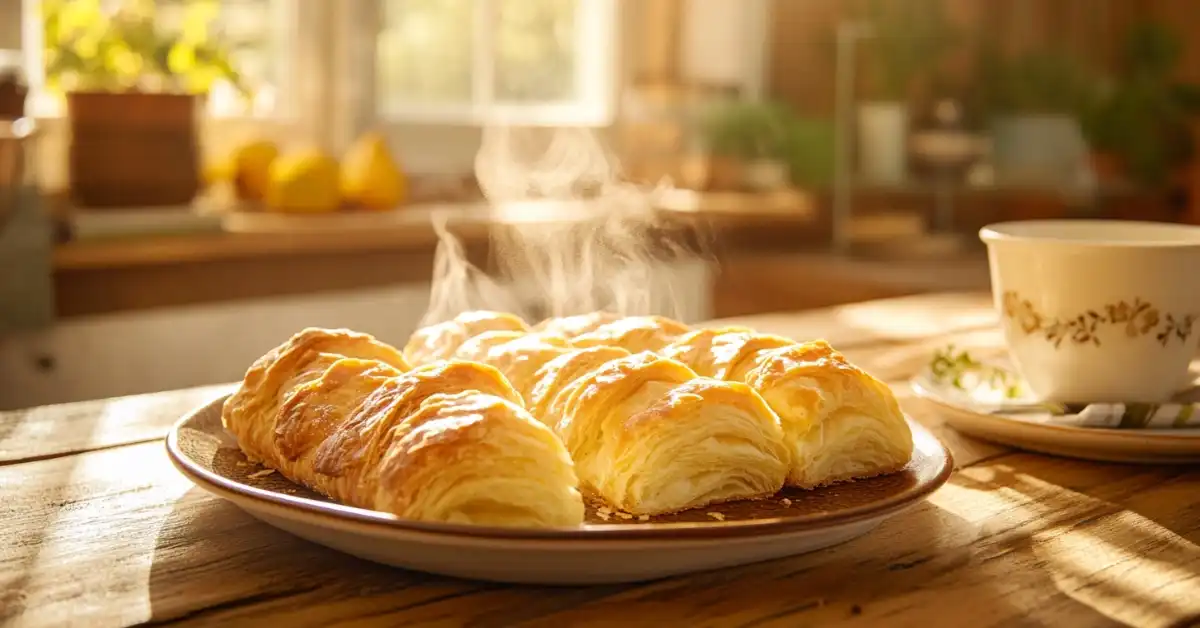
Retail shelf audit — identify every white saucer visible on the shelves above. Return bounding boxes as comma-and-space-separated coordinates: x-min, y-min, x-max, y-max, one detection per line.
912, 365, 1200, 465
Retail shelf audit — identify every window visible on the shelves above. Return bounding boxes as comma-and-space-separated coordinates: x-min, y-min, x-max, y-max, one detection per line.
370, 0, 617, 126
22, 0, 617, 126
21, 0, 295, 118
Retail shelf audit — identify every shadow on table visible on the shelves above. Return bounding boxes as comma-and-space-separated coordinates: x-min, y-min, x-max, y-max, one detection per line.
145, 488, 625, 625
949, 457, 1200, 626
144, 486, 1036, 626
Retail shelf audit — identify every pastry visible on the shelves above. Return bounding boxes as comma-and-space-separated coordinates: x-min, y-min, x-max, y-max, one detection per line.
569, 315, 691, 354
531, 312, 621, 339
744, 341, 912, 487
662, 331, 913, 488
455, 330, 573, 403
402, 311, 529, 367
527, 345, 632, 422
412, 317, 789, 515
553, 352, 789, 515
224, 328, 585, 528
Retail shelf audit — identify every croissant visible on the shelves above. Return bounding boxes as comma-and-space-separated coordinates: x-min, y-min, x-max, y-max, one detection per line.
455, 330, 573, 403
552, 351, 789, 514
569, 315, 692, 353
223, 328, 585, 528
531, 312, 621, 339
662, 329, 913, 488
401, 311, 529, 367
427, 317, 789, 515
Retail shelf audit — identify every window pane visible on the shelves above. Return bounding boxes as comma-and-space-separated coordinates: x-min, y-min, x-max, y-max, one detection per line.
158, 0, 282, 115
378, 0, 473, 109
494, 0, 578, 103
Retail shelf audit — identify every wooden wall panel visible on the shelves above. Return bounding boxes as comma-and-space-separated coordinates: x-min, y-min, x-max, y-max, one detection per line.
765, 0, 1198, 115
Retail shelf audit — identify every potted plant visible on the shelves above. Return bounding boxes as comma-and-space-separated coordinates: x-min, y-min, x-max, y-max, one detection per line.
699, 101, 814, 192
855, 0, 955, 184
1082, 22, 1200, 189
977, 48, 1100, 187
42, 0, 247, 208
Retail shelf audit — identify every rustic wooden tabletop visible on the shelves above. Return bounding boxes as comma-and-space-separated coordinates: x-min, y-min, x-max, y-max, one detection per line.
3, 292, 1198, 627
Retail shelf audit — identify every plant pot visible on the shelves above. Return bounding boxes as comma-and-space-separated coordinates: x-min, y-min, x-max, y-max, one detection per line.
742, 159, 790, 192
990, 114, 1088, 187
67, 91, 201, 208
856, 101, 909, 184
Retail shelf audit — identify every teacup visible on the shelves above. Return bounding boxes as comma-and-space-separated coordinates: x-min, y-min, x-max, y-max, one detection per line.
980, 220, 1200, 403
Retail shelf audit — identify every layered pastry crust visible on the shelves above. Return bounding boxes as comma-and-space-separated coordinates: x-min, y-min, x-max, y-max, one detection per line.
663, 331, 913, 487
225, 312, 914, 527
401, 311, 529, 367
224, 329, 584, 528
553, 352, 789, 515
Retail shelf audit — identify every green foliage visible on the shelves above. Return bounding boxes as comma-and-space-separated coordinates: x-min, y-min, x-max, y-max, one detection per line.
977, 47, 1102, 116
699, 101, 835, 187
42, 0, 244, 96
1083, 21, 1200, 187
701, 101, 795, 161
857, 0, 957, 101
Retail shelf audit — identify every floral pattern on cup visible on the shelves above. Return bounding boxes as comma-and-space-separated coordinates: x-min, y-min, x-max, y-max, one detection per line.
1002, 291, 1197, 349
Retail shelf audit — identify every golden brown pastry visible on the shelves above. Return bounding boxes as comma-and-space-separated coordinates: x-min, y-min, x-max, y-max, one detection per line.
744, 341, 911, 488
527, 345, 633, 425
402, 311, 529, 367
455, 330, 572, 402
569, 315, 691, 354
223, 327, 411, 464
224, 328, 585, 528
532, 312, 622, 339
413, 313, 790, 515
553, 352, 789, 515
663, 331, 913, 488
659, 326, 793, 380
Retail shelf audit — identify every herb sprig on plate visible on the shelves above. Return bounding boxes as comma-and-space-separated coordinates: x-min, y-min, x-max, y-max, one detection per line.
928, 345, 1023, 399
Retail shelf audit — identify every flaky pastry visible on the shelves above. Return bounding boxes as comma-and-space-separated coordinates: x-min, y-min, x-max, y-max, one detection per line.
569, 315, 691, 354
224, 328, 584, 528
531, 312, 622, 339
401, 311, 529, 367
554, 352, 789, 514
663, 331, 913, 487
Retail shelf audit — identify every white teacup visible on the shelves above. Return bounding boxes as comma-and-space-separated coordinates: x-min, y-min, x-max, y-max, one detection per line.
980, 220, 1200, 403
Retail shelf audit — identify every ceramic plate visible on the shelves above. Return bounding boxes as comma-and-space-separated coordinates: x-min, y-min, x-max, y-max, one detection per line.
166, 395, 952, 585
912, 368, 1200, 465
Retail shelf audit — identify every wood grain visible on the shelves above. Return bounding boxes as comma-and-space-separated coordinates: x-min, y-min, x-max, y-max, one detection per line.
0, 384, 233, 465
3, 293, 1199, 627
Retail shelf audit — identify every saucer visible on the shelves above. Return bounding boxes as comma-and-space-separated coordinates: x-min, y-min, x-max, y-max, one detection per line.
911, 348, 1200, 464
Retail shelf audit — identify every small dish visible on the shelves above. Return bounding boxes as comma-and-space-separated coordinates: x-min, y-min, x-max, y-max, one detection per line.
911, 355, 1200, 465
166, 394, 952, 585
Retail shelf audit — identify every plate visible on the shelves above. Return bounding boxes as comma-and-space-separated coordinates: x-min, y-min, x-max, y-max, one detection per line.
166, 395, 952, 585
911, 370, 1200, 465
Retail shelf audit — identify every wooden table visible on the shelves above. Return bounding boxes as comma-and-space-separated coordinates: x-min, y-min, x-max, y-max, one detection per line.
3, 292, 1198, 627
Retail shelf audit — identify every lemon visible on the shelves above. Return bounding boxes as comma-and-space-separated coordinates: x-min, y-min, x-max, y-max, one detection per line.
341, 132, 407, 210
231, 140, 279, 202
265, 149, 342, 213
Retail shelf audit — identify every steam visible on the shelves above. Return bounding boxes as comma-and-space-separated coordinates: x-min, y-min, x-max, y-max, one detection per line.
420, 126, 706, 327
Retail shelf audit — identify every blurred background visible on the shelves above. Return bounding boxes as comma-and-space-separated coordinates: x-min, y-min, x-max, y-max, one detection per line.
2, 0, 1200, 409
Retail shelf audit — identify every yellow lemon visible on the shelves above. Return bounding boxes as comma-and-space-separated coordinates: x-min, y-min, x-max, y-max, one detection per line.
341, 132, 408, 210
231, 139, 279, 202
265, 149, 342, 214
